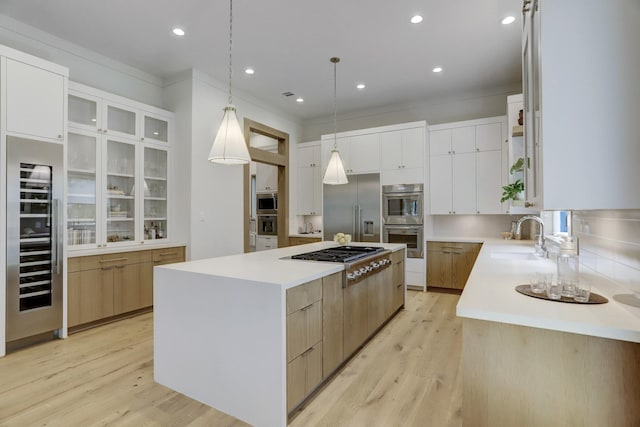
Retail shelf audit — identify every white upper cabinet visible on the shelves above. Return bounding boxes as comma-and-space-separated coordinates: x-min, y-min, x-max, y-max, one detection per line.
4, 57, 67, 142
429, 117, 506, 215
142, 112, 170, 144
381, 126, 425, 185
348, 133, 380, 174
523, 0, 640, 210
475, 123, 502, 152
296, 143, 322, 215
256, 161, 278, 192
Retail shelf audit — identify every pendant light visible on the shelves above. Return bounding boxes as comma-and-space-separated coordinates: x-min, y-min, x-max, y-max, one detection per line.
208, 0, 251, 165
322, 57, 349, 185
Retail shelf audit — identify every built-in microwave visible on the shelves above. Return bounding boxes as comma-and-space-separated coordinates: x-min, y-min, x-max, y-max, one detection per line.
256, 193, 277, 215
382, 184, 423, 225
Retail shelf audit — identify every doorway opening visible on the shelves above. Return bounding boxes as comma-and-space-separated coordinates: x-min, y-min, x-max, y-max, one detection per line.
243, 119, 289, 253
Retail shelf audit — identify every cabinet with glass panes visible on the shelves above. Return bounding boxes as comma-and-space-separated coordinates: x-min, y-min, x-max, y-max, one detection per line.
67, 82, 174, 251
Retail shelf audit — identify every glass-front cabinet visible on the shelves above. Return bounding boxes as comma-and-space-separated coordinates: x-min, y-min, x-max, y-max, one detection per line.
105, 138, 137, 243
142, 146, 168, 240
67, 130, 98, 247
66, 82, 173, 251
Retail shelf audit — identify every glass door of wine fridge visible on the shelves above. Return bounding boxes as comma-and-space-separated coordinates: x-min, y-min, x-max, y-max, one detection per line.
6, 137, 63, 342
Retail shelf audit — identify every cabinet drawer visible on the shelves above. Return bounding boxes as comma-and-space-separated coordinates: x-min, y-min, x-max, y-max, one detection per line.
286, 300, 322, 362
286, 278, 322, 314
427, 241, 480, 253
69, 251, 146, 272
287, 341, 323, 412
152, 246, 185, 264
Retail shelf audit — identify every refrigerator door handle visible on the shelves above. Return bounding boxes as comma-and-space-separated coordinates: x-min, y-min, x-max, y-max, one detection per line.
353, 205, 361, 242
358, 206, 363, 240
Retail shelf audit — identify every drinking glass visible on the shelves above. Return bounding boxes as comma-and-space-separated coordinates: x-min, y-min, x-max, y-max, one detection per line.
546, 278, 562, 300
530, 272, 547, 294
573, 277, 591, 303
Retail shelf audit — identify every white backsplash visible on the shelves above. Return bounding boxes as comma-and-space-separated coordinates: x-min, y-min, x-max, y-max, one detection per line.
574, 210, 640, 295
429, 214, 531, 239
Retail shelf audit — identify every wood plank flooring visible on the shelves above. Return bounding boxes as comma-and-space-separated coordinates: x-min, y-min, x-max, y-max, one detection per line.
0, 291, 462, 426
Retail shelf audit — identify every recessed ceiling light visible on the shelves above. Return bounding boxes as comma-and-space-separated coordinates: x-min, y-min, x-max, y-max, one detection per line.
356, 83, 366, 90
501, 16, 516, 25
153, 131, 159, 136
244, 67, 255, 75
172, 28, 185, 36
91, 118, 97, 122
296, 98, 304, 103
410, 15, 423, 24
433, 67, 443, 73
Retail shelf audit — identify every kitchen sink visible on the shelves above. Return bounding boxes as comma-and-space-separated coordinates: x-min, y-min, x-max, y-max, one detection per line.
490, 251, 540, 261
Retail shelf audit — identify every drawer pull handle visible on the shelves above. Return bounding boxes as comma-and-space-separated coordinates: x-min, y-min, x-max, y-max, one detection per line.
301, 303, 313, 311
396, 283, 403, 288
99, 258, 127, 263
301, 347, 315, 357
159, 252, 178, 257
101, 266, 113, 271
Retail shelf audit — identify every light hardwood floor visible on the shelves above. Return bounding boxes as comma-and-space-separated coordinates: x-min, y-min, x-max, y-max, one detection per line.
0, 291, 462, 426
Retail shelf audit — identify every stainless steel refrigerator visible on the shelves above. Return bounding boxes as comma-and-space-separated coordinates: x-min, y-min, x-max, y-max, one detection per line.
6, 137, 63, 343
323, 173, 381, 243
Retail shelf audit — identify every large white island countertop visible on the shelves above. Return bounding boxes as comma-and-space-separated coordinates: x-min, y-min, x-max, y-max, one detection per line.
456, 239, 640, 343
154, 241, 405, 427
158, 241, 405, 289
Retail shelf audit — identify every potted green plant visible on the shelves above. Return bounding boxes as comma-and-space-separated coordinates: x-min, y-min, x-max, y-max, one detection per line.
510, 157, 524, 175
500, 179, 525, 202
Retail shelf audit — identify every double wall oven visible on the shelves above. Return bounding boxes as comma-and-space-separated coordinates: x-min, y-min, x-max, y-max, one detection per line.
257, 193, 277, 236
382, 184, 424, 258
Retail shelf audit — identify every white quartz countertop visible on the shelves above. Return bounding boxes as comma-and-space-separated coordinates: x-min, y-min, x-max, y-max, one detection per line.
68, 241, 187, 257
456, 239, 640, 343
156, 242, 405, 290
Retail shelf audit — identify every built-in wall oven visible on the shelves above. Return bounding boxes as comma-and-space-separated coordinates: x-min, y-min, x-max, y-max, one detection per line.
256, 193, 277, 215
382, 184, 424, 258
382, 184, 423, 225
257, 215, 277, 236
383, 225, 423, 259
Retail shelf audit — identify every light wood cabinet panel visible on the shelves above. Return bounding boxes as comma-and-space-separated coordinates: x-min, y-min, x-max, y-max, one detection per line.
367, 272, 387, 334
391, 251, 405, 313
322, 272, 343, 378
68, 268, 114, 327
343, 280, 369, 357
426, 248, 453, 288
286, 278, 322, 314
113, 263, 149, 315
288, 236, 322, 247
152, 246, 185, 265
287, 341, 323, 412
286, 300, 322, 362
427, 241, 481, 290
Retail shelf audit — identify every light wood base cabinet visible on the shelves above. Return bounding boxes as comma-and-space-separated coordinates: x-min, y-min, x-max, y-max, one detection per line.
463, 318, 640, 427
322, 272, 343, 378
391, 250, 405, 312
68, 246, 185, 329
287, 341, 323, 411
427, 241, 481, 290
288, 236, 322, 246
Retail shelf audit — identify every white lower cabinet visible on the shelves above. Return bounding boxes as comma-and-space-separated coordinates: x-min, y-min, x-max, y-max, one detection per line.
256, 235, 278, 251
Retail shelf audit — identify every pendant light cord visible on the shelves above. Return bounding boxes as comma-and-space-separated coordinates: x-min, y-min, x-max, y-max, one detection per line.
331, 57, 340, 149
228, 0, 234, 105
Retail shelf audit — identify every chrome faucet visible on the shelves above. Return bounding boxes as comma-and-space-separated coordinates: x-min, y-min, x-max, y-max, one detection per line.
515, 215, 547, 258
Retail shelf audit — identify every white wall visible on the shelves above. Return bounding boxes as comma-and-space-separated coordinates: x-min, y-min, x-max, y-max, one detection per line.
168, 70, 303, 261
301, 83, 521, 141
0, 14, 164, 107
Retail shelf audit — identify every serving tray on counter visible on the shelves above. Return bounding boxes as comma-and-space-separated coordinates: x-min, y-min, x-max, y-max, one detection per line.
515, 284, 608, 304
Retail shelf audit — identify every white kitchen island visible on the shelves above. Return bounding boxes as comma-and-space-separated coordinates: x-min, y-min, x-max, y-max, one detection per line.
153, 242, 405, 427
455, 239, 640, 427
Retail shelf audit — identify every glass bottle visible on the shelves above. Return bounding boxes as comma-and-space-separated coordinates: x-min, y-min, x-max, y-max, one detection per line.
150, 222, 156, 239
557, 237, 579, 297
157, 222, 164, 239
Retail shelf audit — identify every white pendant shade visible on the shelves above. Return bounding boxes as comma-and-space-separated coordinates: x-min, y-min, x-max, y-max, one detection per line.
323, 149, 349, 185
208, 105, 251, 165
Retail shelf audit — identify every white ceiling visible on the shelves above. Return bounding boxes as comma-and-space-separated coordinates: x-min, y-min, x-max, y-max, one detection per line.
0, 0, 522, 121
